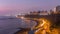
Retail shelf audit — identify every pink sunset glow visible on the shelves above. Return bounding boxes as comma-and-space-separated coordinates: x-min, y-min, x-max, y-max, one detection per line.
0, 0, 60, 16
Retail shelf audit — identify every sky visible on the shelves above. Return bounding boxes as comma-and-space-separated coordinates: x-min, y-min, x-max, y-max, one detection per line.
0, 0, 60, 16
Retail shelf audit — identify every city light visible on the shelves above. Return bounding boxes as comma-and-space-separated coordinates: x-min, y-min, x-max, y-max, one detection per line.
35, 18, 51, 34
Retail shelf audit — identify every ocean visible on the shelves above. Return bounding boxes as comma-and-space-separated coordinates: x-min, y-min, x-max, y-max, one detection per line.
0, 16, 23, 34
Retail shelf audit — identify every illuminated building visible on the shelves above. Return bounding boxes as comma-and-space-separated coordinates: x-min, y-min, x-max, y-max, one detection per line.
56, 5, 60, 12
53, 5, 60, 14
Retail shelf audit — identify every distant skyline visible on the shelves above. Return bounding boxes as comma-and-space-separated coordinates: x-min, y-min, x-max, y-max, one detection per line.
0, 0, 60, 16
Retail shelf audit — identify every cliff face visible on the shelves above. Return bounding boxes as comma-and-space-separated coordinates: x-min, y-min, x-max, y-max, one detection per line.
24, 15, 40, 18
54, 14, 60, 27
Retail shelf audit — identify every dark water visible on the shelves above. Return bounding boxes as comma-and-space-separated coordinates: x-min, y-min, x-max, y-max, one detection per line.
0, 16, 23, 34
0, 16, 36, 34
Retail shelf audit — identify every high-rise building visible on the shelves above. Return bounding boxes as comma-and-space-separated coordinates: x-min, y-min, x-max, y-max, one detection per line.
53, 5, 60, 14
53, 8, 56, 13
56, 5, 60, 12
